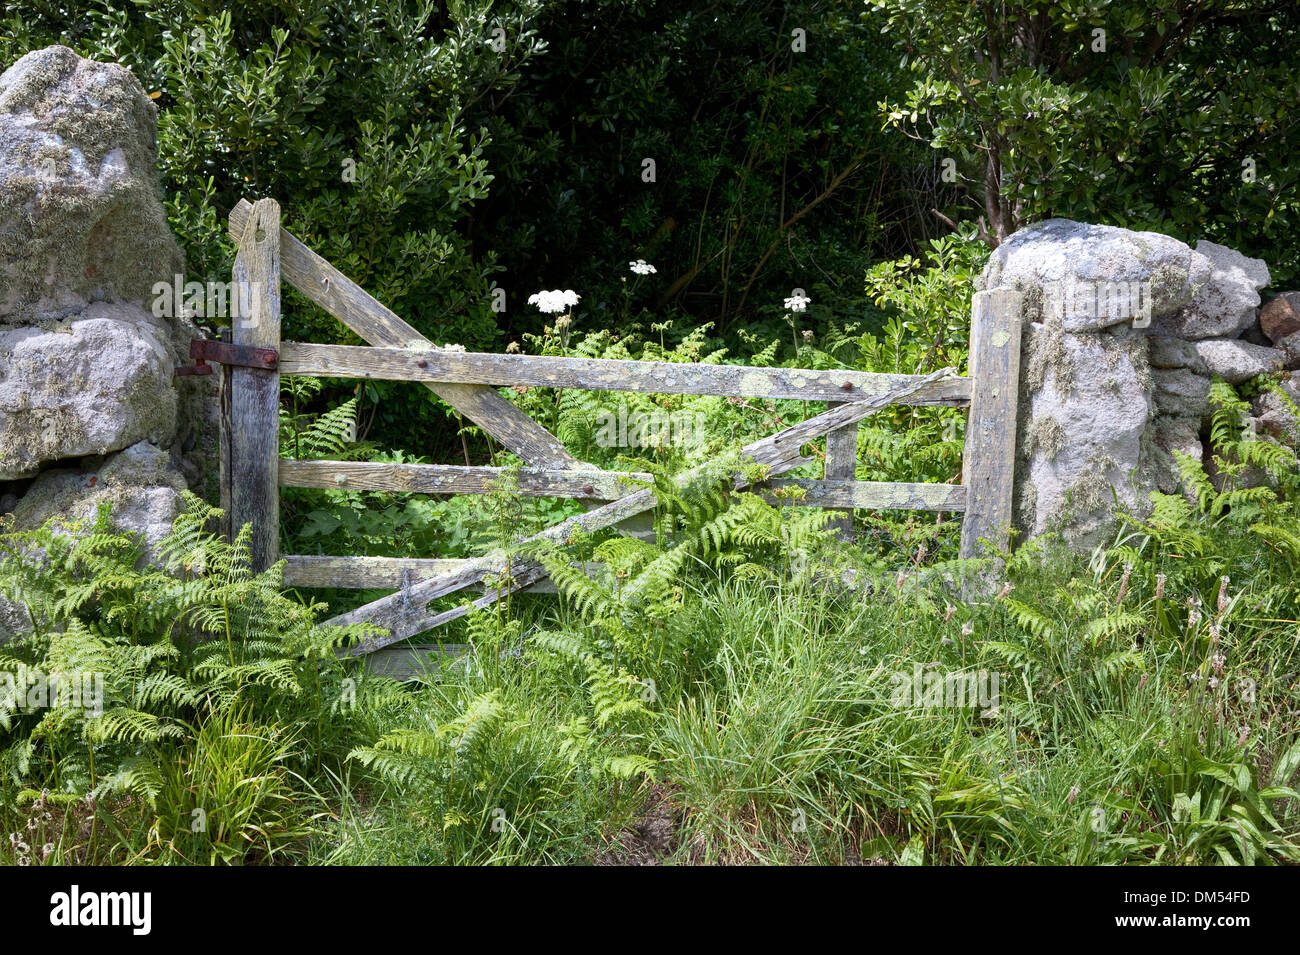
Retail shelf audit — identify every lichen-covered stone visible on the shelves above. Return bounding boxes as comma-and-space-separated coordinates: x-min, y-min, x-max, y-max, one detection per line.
174, 366, 222, 503
1153, 368, 1213, 418
11, 440, 187, 560
1252, 373, 1300, 446
1150, 415, 1203, 493
990, 222, 1282, 551
0, 45, 182, 322
1019, 330, 1153, 548
979, 218, 1211, 332
1149, 336, 1206, 372
0, 594, 32, 641
1193, 338, 1284, 385
1149, 241, 1270, 340
0, 302, 181, 479
1275, 329, 1300, 371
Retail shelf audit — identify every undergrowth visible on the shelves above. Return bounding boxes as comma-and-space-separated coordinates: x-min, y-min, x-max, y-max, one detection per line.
326, 377, 1300, 865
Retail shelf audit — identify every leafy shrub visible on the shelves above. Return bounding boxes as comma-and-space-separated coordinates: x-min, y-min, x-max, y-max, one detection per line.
473, 0, 933, 336
873, 0, 1300, 276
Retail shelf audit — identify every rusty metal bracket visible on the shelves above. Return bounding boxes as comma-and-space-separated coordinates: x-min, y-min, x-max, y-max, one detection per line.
176, 338, 279, 377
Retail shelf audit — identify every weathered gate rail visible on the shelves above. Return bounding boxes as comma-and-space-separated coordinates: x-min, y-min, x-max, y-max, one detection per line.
214, 198, 1022, 660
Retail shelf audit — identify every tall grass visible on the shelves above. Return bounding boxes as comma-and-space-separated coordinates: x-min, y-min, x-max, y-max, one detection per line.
336, 536, 1299, 865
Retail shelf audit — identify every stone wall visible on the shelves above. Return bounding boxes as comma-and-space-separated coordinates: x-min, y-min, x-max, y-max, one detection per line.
0, 46, 218, 633
978, 218, 1295, 549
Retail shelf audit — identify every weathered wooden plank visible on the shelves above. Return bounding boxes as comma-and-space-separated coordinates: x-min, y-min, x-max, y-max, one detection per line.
823, 405, 856, 538
229, 199, 581, 469
284, 555, 463, 589
277, 342, 972, 405
278, 460, 651, 499
410, 561, 559, 634
958, 289, 1023, 564
764, 479, 966, 512
406, 560, 552, 636
328, 367, 960, 652
228, 199, 281, 572
364, 643, 470, 681
334, 560, 553, 656
282, 554, 604, 592
337, 499, 656, 654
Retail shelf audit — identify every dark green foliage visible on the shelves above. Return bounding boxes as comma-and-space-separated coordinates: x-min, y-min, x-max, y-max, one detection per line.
0, 0, 545, 350
470, 0, 934, 336
1, 0, 550, 461
873, 0, 1300, 281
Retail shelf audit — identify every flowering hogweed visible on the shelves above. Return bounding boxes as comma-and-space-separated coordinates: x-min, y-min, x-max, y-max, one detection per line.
527, 289, 581, 314
629, 259, 657, 275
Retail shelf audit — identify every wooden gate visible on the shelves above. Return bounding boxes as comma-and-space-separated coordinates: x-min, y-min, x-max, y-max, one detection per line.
208, 198, 1022, 665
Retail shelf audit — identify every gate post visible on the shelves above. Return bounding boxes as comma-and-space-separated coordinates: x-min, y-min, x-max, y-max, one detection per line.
959, 288, 1022, 573
226, 198, 282, 572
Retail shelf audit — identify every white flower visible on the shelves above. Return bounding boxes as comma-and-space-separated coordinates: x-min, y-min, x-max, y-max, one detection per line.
527, 289, 581, 314
784, 293, 811, 312
629, 259, 657, 275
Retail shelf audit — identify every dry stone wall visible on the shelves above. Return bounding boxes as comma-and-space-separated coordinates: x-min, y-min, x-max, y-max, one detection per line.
0, 46, 218, 636
978, 218, 1294, 549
